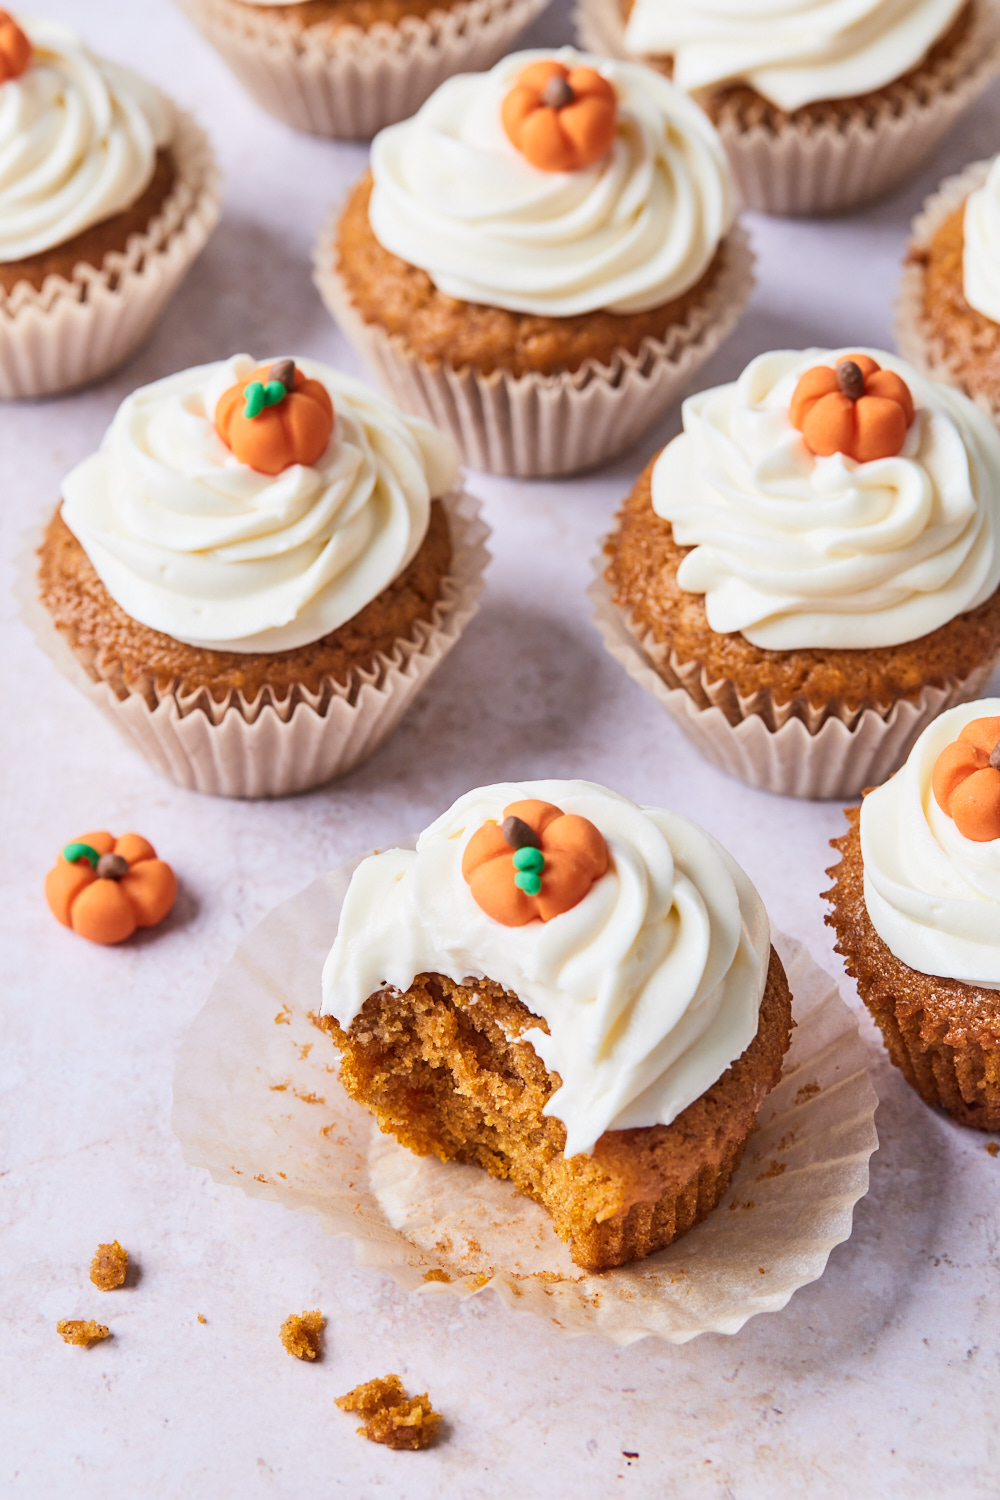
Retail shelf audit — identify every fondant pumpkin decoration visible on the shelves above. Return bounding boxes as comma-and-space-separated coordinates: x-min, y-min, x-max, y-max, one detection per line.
45, 832, 177, 945
0, 11, 31, 83
932, 717, 1000, 842
462, 800, 609, 926
789, 355, 915, 464
501, 59, 617, 173
215, 359, 334, 476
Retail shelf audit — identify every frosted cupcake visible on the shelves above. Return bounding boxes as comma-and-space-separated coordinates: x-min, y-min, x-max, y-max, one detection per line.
595, 348, 1000, 799
315, 47, 753, 476
0, 12, 219, 399
827, 699, 1000, 1130
319, 780, 793, 1271
32, 355, 488, 797
175, 0, 550, 140
575, 0, 1000, 215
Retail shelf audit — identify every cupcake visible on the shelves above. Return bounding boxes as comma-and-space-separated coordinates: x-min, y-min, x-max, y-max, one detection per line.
314, 47, 753, 477
826, 699, 1000, 1130
175, 0, 551, 140
594, 348, 1000, 800
319, 779, 793, 1272
575, 0, 1000, 215
30, 355, 488, 798
0, 12, 219, 399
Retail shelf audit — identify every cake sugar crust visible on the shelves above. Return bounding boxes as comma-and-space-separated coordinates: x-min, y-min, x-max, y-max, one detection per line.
910, 199, 1000, 408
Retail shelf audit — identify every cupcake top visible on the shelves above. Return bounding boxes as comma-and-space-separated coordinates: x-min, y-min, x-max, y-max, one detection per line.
862, 699, 1000, 989
60, 355, 460, 654
0, 14, 173, 264
622, 0, 966, 111
367, 48, 734, 319
649, 347, 1000, 650
963, 157, 1000, 324
321, 779, 771, 1157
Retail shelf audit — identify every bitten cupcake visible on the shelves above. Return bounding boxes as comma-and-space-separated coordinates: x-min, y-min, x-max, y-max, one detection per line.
594, 348, 1000, 799
575, 0, 1000, 215
826, 699, 1000, 1130
175, 0, 550, 140
0, 12, 219, 399
315, 47, 752, 476
319, 780, 793, 1271
31, 355, 488, 798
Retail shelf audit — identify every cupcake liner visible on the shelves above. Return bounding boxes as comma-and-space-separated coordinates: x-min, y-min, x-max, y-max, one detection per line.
866, 986, 1000, 1130
589, 568, 996, 800
175, 0, 550, 140
0, 109, 220, 401
575, 0, 1000, 216
170, 845, 878, 1346
18, 489, 489, 798
313, 217, 754, 477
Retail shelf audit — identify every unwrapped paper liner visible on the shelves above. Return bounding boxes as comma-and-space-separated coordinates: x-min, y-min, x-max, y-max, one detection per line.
18, 490, 488, 798
313, 214, 754, 477
175, 0, 551, 140
589, 567, 995, 800
170, 847, 878, 1345
574, 0, 1000, 216
0, 109, 220, 400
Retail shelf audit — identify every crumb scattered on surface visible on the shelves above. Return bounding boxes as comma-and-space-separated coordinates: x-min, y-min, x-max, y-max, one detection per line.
280, 1309, 324, 1361
422, 1269, 451, 1284
274, 1005, 292, 1025
57, 1319, 110, 1347
755, 1160, 787, 1183
795, 1082, 821, 1104
336, 1374, 442, 1450
90, 1240, 128, 1290
987, 1142, 999, 1157
197, 1314, 207, 1324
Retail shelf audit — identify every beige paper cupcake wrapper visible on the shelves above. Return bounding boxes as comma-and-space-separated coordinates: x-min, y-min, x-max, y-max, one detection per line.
575, 0, 1000, 215
314, 218, 754, 476
176, 0, 550, 139
0, 109, 220, 401
170, 847, 878, 1346
589, 568, 995, 800
18, 490, 489, 799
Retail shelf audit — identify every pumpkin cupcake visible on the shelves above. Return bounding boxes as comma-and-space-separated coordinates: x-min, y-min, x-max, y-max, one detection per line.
319, 779, 793, 1271
826, 698, 1000, 1130
576, 0, 1000, 215
314, 47, 753, 476
594, 347, 1000, 799
0, 12, 219, 399
30, 354, 488, 798
174, 0, 550, 140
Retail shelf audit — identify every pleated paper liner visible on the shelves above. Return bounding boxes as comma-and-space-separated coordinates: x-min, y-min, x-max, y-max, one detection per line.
170, 843, 877, 1346
175, 0, 550, 140
18, 489, 489, 799
589, 569, 995, 801
574, 0, 1000, 216
313, 221, 754, 478
0, 109, 220, 401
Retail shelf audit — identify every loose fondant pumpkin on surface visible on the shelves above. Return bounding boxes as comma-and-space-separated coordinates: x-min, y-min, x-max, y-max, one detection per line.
45, 832, 177, 944
501, 60, 617, 174
0, 10, 31, 83
462, 800, 609, 926
931, 717, 1000, 842
215, 359, 334, 477
789, 355, 915, 464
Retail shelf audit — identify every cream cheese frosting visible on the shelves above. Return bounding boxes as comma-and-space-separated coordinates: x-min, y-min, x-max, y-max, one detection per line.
0, 16, 173, 264
60, 354, 460, 654
862, 698, 1000, 988
650, 347, 1000, 651
622, 0, 966, 112
367, 48, 734, 318
320, 780, 771, 1157
963, 156, 1000, 325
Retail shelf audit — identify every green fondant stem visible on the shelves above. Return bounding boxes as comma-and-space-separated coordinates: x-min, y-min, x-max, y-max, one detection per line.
63, 841, 99, 869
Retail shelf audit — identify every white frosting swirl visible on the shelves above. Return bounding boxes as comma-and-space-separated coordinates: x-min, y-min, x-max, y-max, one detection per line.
368, 48, 734, 318
650, 348, 1000, 651
622, 0, 965, 112
862, 699, 1000, 988
60, 355, 460, 654
321, 780, 771, 1158
963, 157, 1000, 325
0, 17, 173, 264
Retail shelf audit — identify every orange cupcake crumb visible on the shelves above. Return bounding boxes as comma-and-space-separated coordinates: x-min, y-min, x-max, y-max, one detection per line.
336, 1374, 442, 1450
57, 1319, 110, 1347
280, 1309, 324, 1361
90, 1241, 128, 1290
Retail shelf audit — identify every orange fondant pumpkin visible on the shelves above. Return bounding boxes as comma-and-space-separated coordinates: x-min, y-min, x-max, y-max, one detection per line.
462, 799, 609, 926
215, 359, 334, 477
931, 717, 1000, 842
0, 10, 30, 83
501, 59, 617, 173
789, 355, 915, 464
45, 832, 177, 945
